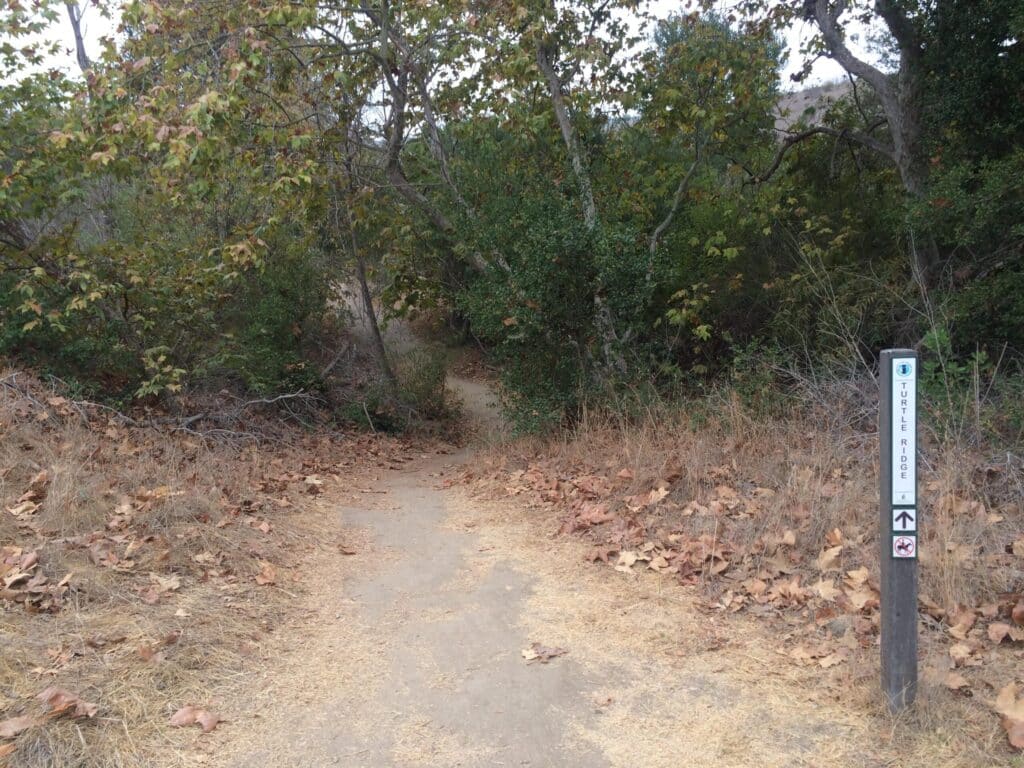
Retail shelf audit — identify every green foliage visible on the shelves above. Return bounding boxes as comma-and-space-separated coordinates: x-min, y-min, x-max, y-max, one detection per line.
0, 1, 335, 400
338, 346, 452, 432
727, 340, 790, 418
918, 325, 1024, 445
459, 197, 597, 432
1, 0, 1022, 445
948, 265, 1024, 358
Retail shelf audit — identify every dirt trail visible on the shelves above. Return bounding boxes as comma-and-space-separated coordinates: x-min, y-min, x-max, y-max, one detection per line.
207, 378, 884, 768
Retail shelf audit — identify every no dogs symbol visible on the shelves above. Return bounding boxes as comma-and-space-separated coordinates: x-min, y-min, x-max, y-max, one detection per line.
892, 535, 917, 559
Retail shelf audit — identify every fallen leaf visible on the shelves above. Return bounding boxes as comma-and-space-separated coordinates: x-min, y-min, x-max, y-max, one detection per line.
37, 687, 98, 718
521, 642, 567, 664
844, 566, 870, 586
813, 579, 840, 602
948, 607, 976, 640
943, 672, 970, 691
818, 650, 847, 668
994, 683, 1024, 750
5, 500, 39, 517
625, 486, 669, 510
844, 583, 878, 611
254, 561, 276, 586
0, 715, 38, 739
169, 705, 221, 733
648, 555, 670, 572
26, 470, 49, 495
949, 643, 977, 667
742, 578, 768, 597
989, 622, 1011, 644
196, 710, 220, 733
85, 634, 127, 649
0, 742, 16, 757
169, 706, 197, 727
817, 545, 843, 572
981, 602, 1001, 619
615, 551, 638, 573
771, 575, 811, 605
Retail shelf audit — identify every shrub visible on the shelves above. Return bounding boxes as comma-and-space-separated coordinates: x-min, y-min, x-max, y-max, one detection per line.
395, 345, 450, 420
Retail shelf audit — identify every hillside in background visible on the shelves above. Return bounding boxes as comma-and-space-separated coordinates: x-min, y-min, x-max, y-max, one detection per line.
776, 80, 854, 128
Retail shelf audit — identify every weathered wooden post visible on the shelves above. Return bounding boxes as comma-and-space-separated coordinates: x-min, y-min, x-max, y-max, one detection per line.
879, 349, 918, 711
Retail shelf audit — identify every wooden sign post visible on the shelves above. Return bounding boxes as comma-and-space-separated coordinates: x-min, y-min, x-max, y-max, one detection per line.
879, 349, 918, 711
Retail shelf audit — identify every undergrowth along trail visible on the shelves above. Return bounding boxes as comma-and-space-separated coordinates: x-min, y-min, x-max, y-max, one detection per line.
206, 376, 1020, 768
0, 371, 425, 767
455, 391, 1024, 765
3, 370, 1021, 767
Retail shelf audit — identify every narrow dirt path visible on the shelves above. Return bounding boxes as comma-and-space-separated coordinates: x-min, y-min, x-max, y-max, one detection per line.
207, 379, 886, 768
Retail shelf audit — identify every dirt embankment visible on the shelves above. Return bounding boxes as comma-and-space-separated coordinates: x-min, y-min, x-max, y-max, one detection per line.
0, 371, 425, 767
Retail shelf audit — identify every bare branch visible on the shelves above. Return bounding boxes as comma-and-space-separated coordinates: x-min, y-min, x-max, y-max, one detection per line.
648, 133, 707, 259
413, 74, 472, 216
747, 121, 892, 185
874, 0, 922, 59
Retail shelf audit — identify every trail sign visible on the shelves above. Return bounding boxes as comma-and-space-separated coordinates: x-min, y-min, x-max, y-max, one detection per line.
892, 509, 916, 532
891, 357, 916, 506
879, 349, 918, 711
892, 535, 917, 559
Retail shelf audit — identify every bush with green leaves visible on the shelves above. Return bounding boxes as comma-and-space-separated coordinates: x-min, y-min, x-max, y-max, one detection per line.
1, 169, 331, 399
459, 197, 599, 433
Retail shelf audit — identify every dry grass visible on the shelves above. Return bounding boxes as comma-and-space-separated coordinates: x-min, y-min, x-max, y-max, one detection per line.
0, 371, 418, 767
462, 382, 1024, 765
445, 487, 877, 768
449, 473, 1020, 768
537, 386, 1023, 611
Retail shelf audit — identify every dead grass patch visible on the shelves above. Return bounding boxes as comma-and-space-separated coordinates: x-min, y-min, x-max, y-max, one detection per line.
457, 387, 1024, 764
0, 371, 419, 767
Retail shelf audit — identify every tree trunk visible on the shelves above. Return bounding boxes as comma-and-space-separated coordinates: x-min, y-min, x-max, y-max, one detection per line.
64, 2, 91, 74
326, 117, 398, 393
352, 241, 398, 391
535, 31, 625, 374
536, 42, 598, 232
810, 0, 940, 284
336, 147, 398, 390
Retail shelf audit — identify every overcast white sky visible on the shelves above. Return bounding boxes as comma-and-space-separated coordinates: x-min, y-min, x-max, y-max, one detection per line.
37, 0, 866, 89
